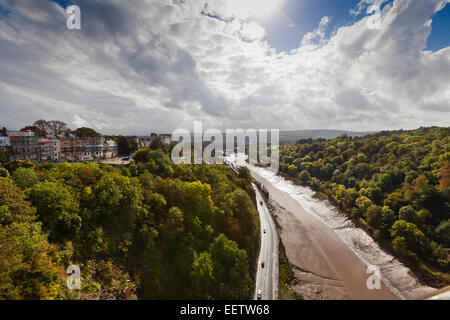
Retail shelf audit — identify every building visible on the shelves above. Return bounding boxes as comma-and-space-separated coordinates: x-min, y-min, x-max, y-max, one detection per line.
80, 135, 105, 147
8, 130, 119, 162
146, 133, 172, 146
138, 138, 153, 149
84, 144, 104, 159
159, 134, 172, 144
60, 135, 80, 160
0, 136, 10, 149
47, 135, 61, 160
9, 131, 39, 160
38, 139, 53, 161
104, 140, 118, 159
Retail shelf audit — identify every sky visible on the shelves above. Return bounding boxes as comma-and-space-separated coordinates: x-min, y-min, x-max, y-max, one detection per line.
0, 0, 449, 134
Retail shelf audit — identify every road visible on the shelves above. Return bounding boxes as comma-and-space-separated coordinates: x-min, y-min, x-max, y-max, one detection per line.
95, 157, 131, 165
253, 182, 279, 300
224, 157, 279, 300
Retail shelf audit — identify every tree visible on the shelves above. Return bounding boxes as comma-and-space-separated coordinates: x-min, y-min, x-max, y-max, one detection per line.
210, 234, 252, 299
365, 205, 383, 229
133, 148, 152, 163
227, 189, 258, 254
435, 220, 450, 247
190, 251, 214, 299
26, 182, 81, 242
12, 168, 39, 190
0, 127, 7, 137
0, 143, 261, 300
438, 163, 450, 189
297, 170, 311, 184
160, 207, 184, 237
0, 222, 62, 299
21, 125, 46, 137
380, 206, 396, 235
0, 150, 11, 163
149, 137, 164, 151
0, 168, 9, 178
0, 178, 35, 224
74, 127, 100, 137
46, 120, 69, 135
237, 167, 251, 184
390, 220, 426, 257
356, 196, 374, 216
117, 136, 138, 156
21, 120, 70, 136
398, 205, 418, 224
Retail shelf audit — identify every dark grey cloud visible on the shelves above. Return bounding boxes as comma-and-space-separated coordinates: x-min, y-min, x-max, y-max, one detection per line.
0, 0, 448, 134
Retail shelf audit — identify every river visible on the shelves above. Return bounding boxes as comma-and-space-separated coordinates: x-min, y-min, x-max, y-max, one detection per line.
244, 163, 437, 300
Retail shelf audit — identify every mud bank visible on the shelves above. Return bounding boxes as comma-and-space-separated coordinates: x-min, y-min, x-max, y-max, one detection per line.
248, 164, 437, 300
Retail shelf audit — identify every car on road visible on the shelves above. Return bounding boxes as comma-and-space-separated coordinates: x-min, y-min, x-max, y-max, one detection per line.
260, 201, 263, 205
263, 229, 266, 234
121, 156, 131, 161
261, 262, 265, 268
257, 290, 262, 300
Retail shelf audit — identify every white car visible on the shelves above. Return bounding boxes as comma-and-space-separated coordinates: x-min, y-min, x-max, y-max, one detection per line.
257, 290, 262, 300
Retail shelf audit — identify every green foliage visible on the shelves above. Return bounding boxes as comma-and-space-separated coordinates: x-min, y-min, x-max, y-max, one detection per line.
0, 177, 35, 224
435, 220, 450, 247
117, 136, 138, 156
0, 167, 9, 178
237, 167, 252, 183
26, 182, 81, 242
390, 220, 426, 260
398, 205, 418, 224
0, 222, 62, 299
12, 168, 39, 190
210, 234, 252, 299
0, 147, 258, 299
133, 149, 174, 177
73, 127, 100, 137
190, 252, 214, 299
279, 127, 450, 279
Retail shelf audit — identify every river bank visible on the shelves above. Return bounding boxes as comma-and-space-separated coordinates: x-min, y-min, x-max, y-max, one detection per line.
247, 164, 437, 300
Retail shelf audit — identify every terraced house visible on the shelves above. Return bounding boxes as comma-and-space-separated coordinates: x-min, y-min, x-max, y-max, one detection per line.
9, 130, 117, 161
9, 130, 39, 160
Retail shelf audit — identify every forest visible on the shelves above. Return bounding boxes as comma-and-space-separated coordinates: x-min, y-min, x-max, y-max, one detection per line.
278, 127, 449, 285
0, 147, 259, 299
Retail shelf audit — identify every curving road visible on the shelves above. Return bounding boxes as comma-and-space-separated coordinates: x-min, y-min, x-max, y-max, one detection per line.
253, 183, 279, 300
224, 157, 279, 300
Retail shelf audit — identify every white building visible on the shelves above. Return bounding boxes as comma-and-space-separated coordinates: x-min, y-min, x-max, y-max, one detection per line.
0, 136, 10, 147
47, 135, 61, 160
104, 140, 118, 159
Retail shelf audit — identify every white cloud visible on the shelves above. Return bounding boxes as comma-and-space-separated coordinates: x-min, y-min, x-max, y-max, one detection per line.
0, 0, 448, 134
300, 16, 331, 47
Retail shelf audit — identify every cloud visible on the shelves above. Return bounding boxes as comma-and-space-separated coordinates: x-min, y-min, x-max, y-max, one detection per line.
350, 0, 390, 16
0, 0, 449, 134
300, 16, 331, 47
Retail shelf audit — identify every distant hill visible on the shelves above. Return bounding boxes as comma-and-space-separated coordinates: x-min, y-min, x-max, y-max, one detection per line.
135, 130, 374, 145
279, 130, 374, 144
